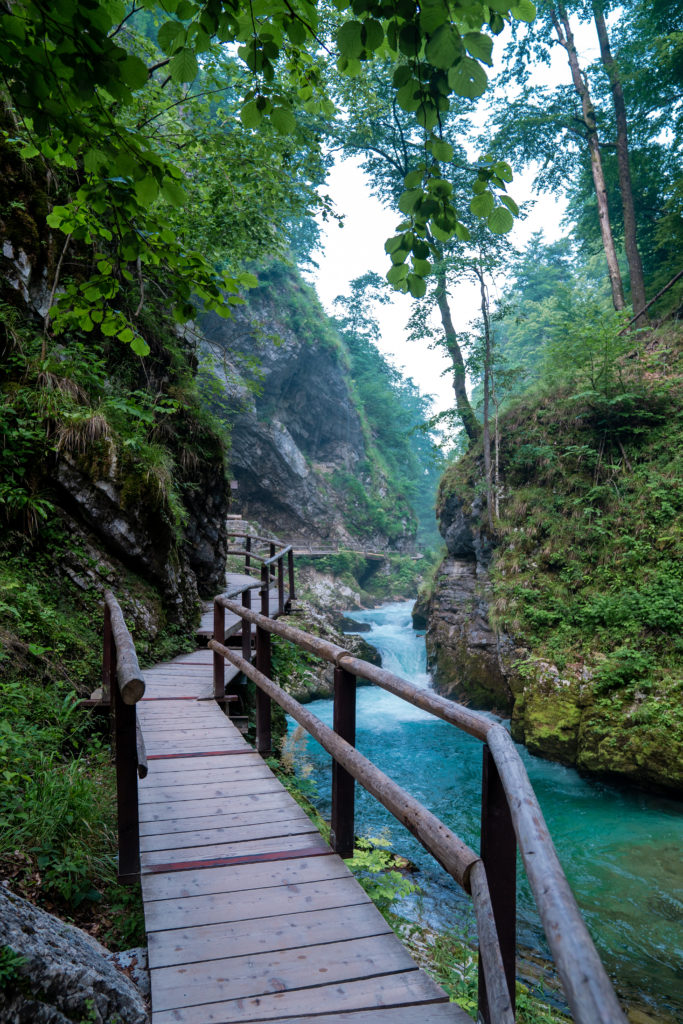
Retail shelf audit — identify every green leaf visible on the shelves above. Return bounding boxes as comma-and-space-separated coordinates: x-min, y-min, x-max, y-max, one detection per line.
488, 206, 514, 234
271, 106, 296, 134
393, 65, 412, 88
463, 32, 493, 66
408, 273, 427, 298
169, 48, 198, 84
470, 191, 494, 217
362, 19, 383, 50
412, 258, 432, 275
130, 335, 151, 356
493, 160, 513, 182
135, 175, 159, 207
412, 239, 430, 259
425, 25, 462, 70
510, 1, 536, 24
120, 55, 149, 90
240, 100, 262, 128
239, 271, 259, 288
158, 20, 185, 54
337, 21, 363, 59
19, 143, 40, 160
500, 194, 519, 215
384, 234, 405, 254
454, 221, 471, 241
398, 189, 423, 214
162, 179, 186, 207
404, 169, 423, 189
448, 57, 488, 99
387, 263, 409, 285
430, 139, 453, 162
398, 24, 420, 56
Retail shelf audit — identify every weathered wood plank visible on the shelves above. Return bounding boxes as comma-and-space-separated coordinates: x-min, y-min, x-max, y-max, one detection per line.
273, 1005, 473, 1023
150, 935, 421, 1011
138, 790, 295, 824
139, 802, 308, 837
140, 765, 275, 788
143, 875, 371, 932
138, 777, 283, 804
150, 969, 450, 1023
148, 902, 392, 968
140, 830, 328, 870
140, 813, 314, 851
140, 752, 262, 774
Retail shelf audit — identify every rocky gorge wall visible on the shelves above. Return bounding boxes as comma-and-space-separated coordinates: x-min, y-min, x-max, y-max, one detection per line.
425, 482, 683, 795
201, 264, 416, 553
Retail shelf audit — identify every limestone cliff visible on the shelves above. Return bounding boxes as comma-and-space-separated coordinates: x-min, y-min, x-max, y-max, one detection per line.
201, 263, 416, 552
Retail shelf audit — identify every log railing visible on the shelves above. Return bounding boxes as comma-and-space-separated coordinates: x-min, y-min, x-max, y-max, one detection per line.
226, 531, 295, 615
102, 590, 146, 883
210, 596, 627, 1024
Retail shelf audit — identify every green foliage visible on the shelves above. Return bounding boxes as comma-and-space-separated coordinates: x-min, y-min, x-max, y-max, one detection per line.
345, 832, 418, 913
0, 946, 28, 990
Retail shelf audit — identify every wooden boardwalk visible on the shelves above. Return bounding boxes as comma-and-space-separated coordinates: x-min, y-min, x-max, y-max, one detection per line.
136, 598, 470, 1023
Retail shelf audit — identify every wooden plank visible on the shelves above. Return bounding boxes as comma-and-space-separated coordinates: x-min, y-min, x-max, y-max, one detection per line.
143, 875, 372, 932
150, 969, 449, 1023
139, 803, 309, 837
273, 1005, 472, 1023
140, 814, 317, 852
138, 790, 295, 823
138, 777, 283, 804
148, 902, 392, 968
140, 830, 328, 870
141, 752, 262, 774
140, 765, 275, 788
150, 934, 421, 1011
140, 853, 349, 902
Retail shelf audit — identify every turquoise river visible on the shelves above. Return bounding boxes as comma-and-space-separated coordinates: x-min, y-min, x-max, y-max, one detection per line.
287, 600, 683, 1020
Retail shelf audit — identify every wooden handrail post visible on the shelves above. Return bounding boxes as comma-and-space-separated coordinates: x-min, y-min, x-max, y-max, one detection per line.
478, 742, 517, 1023
112, 646, 140, 882
103, 602, 114, 705
331, 665, 356, 858
245, 535, 251, 575
269, 541, 276, 581
287, 547, 295, 603
277, 555, 285, 615
255, 568, 272, 754
213, 598, 225, 700
241, 588, 252, 661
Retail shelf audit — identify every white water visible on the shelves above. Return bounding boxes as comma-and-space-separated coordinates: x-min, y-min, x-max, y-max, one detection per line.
288, 600, 683, 1017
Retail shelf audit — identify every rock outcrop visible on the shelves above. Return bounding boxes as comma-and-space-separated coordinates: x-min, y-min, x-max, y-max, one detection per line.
201, 265, 415, 553
0, 885, 148, 1024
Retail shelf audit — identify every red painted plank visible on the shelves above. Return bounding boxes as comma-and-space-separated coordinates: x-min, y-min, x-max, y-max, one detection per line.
144, 846, 334, 874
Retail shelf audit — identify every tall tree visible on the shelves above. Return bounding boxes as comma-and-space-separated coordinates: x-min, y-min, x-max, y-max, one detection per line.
591, 0, 647, 322
549, 2, 625, 311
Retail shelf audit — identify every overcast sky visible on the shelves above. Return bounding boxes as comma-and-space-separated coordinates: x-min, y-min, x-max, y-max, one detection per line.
307, 16, 601, 417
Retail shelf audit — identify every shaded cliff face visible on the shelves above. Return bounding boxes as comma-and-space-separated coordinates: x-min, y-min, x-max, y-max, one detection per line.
201, 265, 416, 552
425, 493, 521, 712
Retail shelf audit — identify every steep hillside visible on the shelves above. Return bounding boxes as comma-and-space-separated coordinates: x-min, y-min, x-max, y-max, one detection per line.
426, 327, 683, 794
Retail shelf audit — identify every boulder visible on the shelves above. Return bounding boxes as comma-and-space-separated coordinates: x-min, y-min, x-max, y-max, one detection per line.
0, 886, 148, 1024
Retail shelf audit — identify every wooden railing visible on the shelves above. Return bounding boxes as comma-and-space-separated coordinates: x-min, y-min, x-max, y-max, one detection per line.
102, 591, 146, 883
210, 596, 627, 1024
226, 531, 295, 614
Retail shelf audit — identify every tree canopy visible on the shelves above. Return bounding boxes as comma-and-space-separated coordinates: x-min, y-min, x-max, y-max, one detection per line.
0, 0, 534, 355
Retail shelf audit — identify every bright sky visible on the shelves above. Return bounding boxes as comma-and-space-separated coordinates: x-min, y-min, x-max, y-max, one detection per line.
306, 15, 602, 417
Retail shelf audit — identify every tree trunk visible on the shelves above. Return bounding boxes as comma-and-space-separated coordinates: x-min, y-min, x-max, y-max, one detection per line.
434, 268, 481, 445
552, 4, 625, 312
592, 1, 648, 324
476, 264, 494, 531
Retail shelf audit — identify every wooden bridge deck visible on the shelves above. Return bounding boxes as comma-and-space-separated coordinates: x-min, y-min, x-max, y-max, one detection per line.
136, 615, 470, 1022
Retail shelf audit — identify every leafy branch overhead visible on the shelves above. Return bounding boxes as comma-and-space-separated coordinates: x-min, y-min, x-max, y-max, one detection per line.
0, 0, 533, 353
